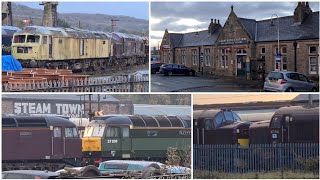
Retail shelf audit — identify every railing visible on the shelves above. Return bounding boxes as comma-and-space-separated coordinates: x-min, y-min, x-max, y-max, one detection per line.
2, 74, 149, 92
194, 143, 319, 173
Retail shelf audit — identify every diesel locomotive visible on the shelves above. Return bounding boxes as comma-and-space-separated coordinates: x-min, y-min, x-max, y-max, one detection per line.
194, 106, 319, 146
82, 115, 191, 165
10, 26, 147, 71
2, 115, 82, 171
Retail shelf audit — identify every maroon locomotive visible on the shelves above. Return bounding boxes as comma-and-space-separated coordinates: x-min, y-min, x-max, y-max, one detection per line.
2, 115, 82, 171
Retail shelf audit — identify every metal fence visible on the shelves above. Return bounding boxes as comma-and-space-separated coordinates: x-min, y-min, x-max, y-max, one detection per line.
194, 143, 319, 173
2, 74, 149, 92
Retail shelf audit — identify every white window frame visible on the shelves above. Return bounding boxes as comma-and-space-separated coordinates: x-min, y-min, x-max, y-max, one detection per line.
220, 49, 228, 68
281, 46, 287, 71
204, 48, 211, 67
309, 56, 318, 74
192, 49, 198, 65
181, 50, 186, 65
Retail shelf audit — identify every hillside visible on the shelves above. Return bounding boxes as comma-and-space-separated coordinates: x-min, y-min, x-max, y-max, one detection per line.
10, 2, 149, 36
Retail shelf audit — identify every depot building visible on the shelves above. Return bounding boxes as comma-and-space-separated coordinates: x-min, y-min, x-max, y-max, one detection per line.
160, 2, 319, 80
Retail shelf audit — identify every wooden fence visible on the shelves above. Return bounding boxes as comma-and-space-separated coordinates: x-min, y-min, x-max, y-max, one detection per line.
2, 74, 149, 92
194, 143, 319, 173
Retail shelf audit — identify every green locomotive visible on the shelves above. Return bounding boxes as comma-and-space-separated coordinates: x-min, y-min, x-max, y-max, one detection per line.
82, 115, 191, 165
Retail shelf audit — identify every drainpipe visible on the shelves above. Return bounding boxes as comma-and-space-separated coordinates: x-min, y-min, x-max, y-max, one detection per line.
293, 41, 297, 72
198, 46, 201, 72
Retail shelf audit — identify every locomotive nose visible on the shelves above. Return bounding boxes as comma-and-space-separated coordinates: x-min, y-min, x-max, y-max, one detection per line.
82, 137, 102, 151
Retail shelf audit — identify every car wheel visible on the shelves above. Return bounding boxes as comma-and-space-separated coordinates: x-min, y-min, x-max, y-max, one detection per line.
168, 71, 172, 76
141, 167, 162, 179
312, 87, 318, 92
285, 88, 294, 92
151, 69, 156, 74
188, 71, 193, 76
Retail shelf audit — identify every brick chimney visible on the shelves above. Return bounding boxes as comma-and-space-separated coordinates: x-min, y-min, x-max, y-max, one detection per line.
208, 18, 222, 34
293, 1, 312, 25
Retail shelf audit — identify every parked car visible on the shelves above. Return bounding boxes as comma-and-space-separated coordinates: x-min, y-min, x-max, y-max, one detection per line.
159, 63, 195, 76
2, 170, 60, 179
264, 71, 318, 92
98, 160, 162, 178
151, 62, 164, 74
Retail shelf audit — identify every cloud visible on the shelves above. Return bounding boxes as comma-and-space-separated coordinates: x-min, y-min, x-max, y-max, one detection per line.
150, 1, 319, 47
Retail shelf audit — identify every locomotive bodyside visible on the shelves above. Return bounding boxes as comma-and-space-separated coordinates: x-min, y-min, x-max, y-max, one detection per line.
82, 115, 191, 165
2, 115, 82, 171
270, 106, 319, 144
2, 26, 21, 56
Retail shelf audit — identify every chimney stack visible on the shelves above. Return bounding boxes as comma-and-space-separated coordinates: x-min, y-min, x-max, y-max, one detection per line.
293, 1, 312, 25
2, 2, 13, 26
40, 2, 59, 27
218, 19, 220, 24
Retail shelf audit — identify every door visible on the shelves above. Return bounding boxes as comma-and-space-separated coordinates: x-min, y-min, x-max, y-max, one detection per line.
52, 126, 64, 158
64, 127, 82, 158
104, 126, 122, 159
49, 36, 53, 58
236, 50, 247, 79
120, 126, 132, 159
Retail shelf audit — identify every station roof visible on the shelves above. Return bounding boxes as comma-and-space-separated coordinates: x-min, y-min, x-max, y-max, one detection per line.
238, 11, 319, 42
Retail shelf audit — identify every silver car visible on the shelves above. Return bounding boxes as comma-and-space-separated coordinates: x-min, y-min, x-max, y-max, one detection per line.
264, 71, 318, 92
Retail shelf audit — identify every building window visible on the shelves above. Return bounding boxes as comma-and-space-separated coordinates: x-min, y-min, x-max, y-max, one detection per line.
220, 48, 228, 68
58, 39, 63, 44
204, 48, 211, 66
309, 46, 317, 54
309, 46, 318, 74
163, 51, 167, 63
281, 46, 287, 70
181, 50, 186, 65
261, 47, 265, 54
80, 39, 85, 56
192, 49, 198, 65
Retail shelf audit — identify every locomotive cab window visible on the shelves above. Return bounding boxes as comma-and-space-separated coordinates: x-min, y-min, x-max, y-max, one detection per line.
26, 35, 40, 43
83, 126, 94, 137
13, 35, 26, 43
53, 127, 62, 138
42, 36, 47, 44
224, 111, 234, 121
92, 125, 105, 137
65, 127, 79, 138
204, 118, 214, 130
215, 112, 225, 127
121, 126, 129, 137
106, 127, 119, 137
270, 116, 282, 128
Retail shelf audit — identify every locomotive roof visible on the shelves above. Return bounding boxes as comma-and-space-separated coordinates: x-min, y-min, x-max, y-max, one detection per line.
13, 26, 145, 41
249, 120, 270, 128
2, 26, 21, 36
2, 115, 76, 128
90, 114, 189, 128
274, 106, 319, 116
193, 109, 222, 120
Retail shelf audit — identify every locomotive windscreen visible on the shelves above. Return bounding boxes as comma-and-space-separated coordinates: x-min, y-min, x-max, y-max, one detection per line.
2, 117, 16, 128
16, 117, 47, 127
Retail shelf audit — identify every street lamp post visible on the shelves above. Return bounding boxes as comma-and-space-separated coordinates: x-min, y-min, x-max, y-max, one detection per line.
195, 27, 204, 75
271, 14, 280, 70
293, 41, 298, 72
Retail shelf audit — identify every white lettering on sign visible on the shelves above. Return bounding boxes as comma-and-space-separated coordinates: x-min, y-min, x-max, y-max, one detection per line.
13, 102, 83, 117
107, 139, 118, 143
179, 131, 191, 135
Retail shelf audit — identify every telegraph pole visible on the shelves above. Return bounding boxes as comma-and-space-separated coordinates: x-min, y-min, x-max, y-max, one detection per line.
110, 19, 119, 62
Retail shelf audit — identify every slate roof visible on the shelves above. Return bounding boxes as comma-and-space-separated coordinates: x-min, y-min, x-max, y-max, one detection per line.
169, 33, 183, 48
177, 29, 221, 47
238, 11, 319, 42
168, 27, 221, 48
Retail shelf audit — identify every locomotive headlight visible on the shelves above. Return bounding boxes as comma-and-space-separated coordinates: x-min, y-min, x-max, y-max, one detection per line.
236, 129, 240, 133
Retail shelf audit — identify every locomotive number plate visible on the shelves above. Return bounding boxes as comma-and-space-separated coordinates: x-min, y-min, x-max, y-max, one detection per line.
107, 139, 118, 143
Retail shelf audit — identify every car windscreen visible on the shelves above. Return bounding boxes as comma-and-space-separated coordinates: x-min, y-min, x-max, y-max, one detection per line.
268, 72, 283, 80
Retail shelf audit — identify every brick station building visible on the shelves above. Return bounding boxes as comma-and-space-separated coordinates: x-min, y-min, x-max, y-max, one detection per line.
160, 2, 319, 80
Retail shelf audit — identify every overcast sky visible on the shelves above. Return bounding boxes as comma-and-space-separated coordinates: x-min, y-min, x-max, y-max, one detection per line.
150, 1, 319, 48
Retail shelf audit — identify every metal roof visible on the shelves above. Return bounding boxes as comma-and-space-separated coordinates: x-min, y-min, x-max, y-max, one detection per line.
91, 114, 190, 128
2, 94, 120, 102
2, 26, 21, 36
